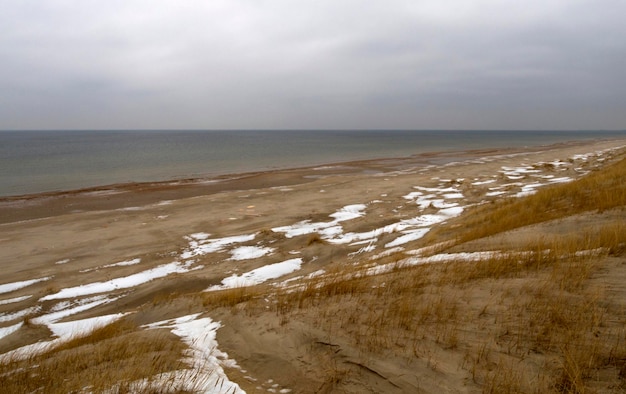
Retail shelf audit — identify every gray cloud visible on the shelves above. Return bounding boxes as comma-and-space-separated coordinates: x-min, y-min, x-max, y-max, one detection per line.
1, 0, 625, 129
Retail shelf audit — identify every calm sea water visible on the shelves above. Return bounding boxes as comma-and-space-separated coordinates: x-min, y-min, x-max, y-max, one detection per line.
1, 130, 625, 197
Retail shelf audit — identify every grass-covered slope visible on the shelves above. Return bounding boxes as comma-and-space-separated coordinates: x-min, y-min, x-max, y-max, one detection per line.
447, 156, 626, 245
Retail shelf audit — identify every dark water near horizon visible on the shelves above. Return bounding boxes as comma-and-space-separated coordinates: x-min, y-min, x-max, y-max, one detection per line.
1, 130, 625, 197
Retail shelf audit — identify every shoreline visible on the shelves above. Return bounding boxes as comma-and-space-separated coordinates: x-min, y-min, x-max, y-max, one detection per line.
1, 136, 626, 391
1, 137, 625, 224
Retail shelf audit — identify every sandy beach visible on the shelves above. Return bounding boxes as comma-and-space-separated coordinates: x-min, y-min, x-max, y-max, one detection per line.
1, 138, 626, 393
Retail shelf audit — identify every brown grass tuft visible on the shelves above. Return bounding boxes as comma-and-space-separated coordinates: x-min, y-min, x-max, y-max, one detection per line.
0, 318, 188, 393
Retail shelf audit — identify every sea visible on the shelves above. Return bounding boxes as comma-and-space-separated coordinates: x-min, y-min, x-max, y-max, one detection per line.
1, 129, 625, 197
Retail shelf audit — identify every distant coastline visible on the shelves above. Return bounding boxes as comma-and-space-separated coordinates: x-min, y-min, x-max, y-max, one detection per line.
1, 130, 625, 198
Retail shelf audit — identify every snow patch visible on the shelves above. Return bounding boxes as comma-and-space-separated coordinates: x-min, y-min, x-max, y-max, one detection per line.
229, 246, 274, 261
40, 262, 193, 300
141, 314, 245, 394
0, 295, 32, 305
272, 204, 366, 238
181, 233, 256, 259
207, 258, 304, 291
0, 277, 51, 295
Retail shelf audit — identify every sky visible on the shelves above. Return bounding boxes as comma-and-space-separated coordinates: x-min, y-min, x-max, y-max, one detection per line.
1, 0, 625, 130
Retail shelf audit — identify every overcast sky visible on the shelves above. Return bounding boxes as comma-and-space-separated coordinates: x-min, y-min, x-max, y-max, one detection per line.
1, 0, 625, 130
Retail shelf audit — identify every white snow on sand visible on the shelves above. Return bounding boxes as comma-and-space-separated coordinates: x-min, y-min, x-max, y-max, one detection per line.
548, 176, 573, 184
229, 246, 274, 261
0, 306, 40, 323
500, 166, 541, 177
181, 234, 256, 259
0, 294, 125, 360
190, 232, 211, 240
34, 295, 121, 326
471, 179, 496, 185
515, 182, 544, 198
0, 295, 32, 305
1, 313, 127, 360
141, 314, 245, 394
382, 209, 461, 249
0, 277, 51, 295
207, 258, 304, 291
413, 186, 461, 193
327, 223, 403, 246
40, 261, 194, 301
366, 251, 500, 276
443, 192, 464, 199
0, 322, 23, 341
46, 313, 128, 341
272, 204, 366, 238
439, 206, 464, 216
102, 258, 142, 268
80, 258, 143, 273
385, 229, 431, 248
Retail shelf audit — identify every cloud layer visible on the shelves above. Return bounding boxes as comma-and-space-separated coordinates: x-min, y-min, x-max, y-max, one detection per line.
1, 0, 625, 130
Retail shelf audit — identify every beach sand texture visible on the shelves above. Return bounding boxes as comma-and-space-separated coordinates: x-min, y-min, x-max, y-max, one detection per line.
1, 138, 625, 393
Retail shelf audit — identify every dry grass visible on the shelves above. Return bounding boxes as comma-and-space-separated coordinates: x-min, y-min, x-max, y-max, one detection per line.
269, 241, 625, 391
428, 156, 626, 246
201, 285, 266, 310
263, 156, 626, 392
0, 318, 189, 393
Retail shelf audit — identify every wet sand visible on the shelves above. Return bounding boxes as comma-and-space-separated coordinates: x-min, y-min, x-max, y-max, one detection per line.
0, 141, 606, 224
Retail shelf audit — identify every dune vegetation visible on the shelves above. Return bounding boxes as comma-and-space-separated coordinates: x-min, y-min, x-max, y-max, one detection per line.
1, 154, 625, 393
